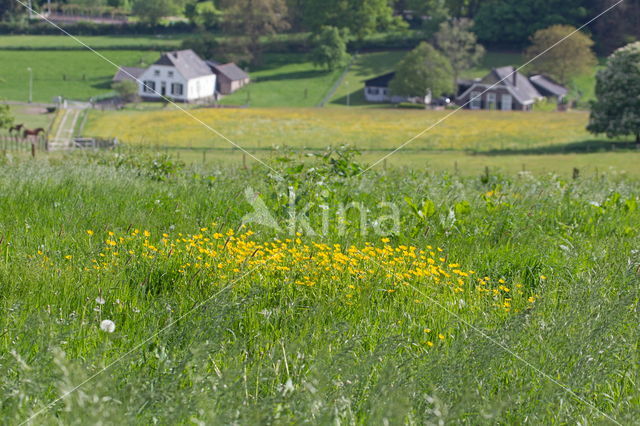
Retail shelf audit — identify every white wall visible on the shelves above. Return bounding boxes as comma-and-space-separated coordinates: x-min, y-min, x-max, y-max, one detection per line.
364, 86, 408, 104
187, 75, 216, 101
138, 64, 216, 102
364, 86, 388, 102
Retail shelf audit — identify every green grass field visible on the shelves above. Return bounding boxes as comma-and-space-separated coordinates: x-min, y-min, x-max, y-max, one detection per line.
0, 35, 185, 49
219, 53, 343, 108
0, 150, 637, 423
0, 34, 599, 108
0, 50, 161, 102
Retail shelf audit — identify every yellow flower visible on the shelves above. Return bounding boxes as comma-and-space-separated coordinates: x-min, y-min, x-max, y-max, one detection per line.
426, 341, 434, 347
424, 328, 431, 333
86, 230, 94, 236
438, 333, 445, 340
540, 275, 547, 280
64, 255, 72, 260
528, 296, 536, 303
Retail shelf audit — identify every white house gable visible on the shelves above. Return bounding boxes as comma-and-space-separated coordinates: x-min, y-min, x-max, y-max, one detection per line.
137, 50, 216, 102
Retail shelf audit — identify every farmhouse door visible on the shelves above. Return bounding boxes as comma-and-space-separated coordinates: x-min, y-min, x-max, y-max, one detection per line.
161, 82, 167, 96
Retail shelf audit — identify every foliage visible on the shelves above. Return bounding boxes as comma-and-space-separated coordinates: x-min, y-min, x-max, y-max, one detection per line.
525, 25, 597, 85
435, 18, 485, 84
0, 153, 638, 423
181, 32, 224, 61
588, 42, 640, 144
310, 26, 351, 71
219, 0, 290, 64
184, 0, 222, 30
390, 42, 455, 98
131, 0, 184, 25
474, 0, 589, 47
300, 0, 407, 39
0, 101, 12, 129
111, 80, 139, 103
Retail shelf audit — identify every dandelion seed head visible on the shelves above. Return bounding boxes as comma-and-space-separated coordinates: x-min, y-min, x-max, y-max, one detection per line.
100, 319, 115, 333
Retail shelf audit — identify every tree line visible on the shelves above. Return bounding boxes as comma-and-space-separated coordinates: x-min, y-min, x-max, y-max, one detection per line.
2, 0, 639, 54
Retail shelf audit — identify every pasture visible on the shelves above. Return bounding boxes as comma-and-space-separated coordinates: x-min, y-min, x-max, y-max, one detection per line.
0, 50, 160, 102
0, 150, 637, 423
218, 53, 343, 108
84, 108, 594, 151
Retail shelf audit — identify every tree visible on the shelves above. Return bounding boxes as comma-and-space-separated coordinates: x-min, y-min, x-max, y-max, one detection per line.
301, 0, 405, 39
474, 0, 589, 47
220, 0, 290, 64
310, 26, 350, 71
435, 18, 485, 86
182, 32, 222, 60
185, 0, 222, 30
131, 0, 184, 25
588, 0, 640, 55
0, 102, 13, 130
444, 0, 483, 18
0, 0, 24, 20
588, 42, 640, 145
525, 25, 596, 84
112, 80, 139, 103
390, 42, 454, 99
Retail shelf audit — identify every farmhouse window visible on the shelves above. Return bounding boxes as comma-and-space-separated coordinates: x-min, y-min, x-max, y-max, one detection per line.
168, 71, 174, 78
470, 91, 482, 109
171, 83, 184, 96
143, 81, 156, 93
369, 88, 379, 95
154, 70, 160, 77
501, 94, 512, 111
487, 93, 497, 110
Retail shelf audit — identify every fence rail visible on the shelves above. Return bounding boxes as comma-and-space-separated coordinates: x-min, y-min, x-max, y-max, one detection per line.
0, 134, 47, 154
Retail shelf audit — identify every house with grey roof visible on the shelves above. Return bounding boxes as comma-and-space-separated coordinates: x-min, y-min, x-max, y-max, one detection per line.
205, 60, 250, 95
112, 49, 217, 103
456, 66, 567, 111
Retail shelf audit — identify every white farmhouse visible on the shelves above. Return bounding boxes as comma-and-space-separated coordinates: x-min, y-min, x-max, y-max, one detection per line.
113, 49, 216, 103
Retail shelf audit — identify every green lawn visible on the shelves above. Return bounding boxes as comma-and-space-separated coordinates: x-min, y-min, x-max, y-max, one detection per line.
0, 50, 161, 102
219, 53, 343, 108
0, 35, 186, 49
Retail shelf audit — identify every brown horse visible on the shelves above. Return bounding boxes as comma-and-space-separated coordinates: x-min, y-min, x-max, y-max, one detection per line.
23, 128, 45, 139
9, 124, 24, 134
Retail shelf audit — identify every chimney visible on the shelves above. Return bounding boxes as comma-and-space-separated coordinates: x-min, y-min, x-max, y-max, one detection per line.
512, 67, 517, 87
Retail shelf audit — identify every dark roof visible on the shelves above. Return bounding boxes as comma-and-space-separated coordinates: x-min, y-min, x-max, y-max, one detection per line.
112, 66, 145, 82
206, 61, 250, 81
154, 49, 213, 80
529, 75, 568, 97
365, 72, 396, 88
487, 66, 542, 105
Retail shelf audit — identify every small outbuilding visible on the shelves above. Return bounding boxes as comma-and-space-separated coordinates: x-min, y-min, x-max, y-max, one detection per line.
205, 60, 251, 95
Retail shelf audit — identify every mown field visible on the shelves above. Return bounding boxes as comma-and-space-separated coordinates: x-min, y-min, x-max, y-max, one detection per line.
218, 53, 343, 108
0, 49, 160, 102
0, 149, 637, 423
0, 34, 185, 49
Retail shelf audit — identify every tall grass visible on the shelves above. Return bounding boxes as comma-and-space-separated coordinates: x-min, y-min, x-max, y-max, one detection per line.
0, 150, 637, 424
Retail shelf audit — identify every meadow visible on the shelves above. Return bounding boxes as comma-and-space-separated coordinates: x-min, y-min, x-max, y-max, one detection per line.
85, 108, 594, 151
218, 53, 343, 108
0, 50, 161, 102
0, 149, 637, 423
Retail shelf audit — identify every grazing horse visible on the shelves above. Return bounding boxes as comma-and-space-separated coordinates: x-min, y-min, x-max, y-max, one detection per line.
9, 124, 24, 134
23, 128, 45, 139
